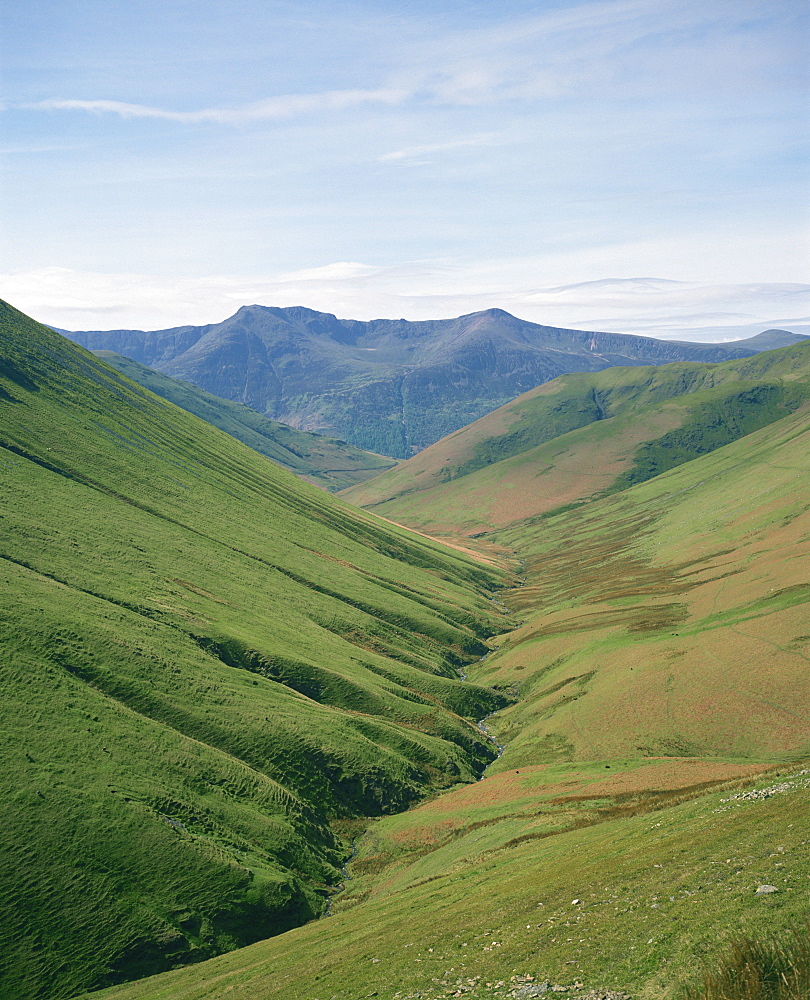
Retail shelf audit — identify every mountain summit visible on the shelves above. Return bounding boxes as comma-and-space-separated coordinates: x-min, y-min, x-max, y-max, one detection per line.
66, 306, 758, 458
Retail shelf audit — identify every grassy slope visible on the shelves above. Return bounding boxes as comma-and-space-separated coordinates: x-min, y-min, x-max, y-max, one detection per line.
93, 351, 395, 490
82, 769, 810, 1000
85, 378, 810, 999
342, 343, 810, 534
0, 301, 516, 998
480, 402, 810, 767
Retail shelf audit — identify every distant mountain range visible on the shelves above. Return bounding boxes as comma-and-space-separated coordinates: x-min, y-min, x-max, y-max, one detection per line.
64, 307, 798, 459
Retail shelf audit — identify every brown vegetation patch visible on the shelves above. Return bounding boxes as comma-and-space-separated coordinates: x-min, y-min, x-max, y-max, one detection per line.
543, 758, 772, 801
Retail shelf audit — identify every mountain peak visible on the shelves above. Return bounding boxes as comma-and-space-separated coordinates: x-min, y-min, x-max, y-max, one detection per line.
462, 307, 516, 321
729, 329, 808, 351
66, 307, 758, 459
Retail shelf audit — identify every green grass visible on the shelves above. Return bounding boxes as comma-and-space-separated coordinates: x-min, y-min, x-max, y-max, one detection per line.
0, 300, 513, 997
444, 344, 810, 486
681, 921, 810, 999
73, 347, 810, 1000
4, 298, 810, 1000
82, 766, 810, 999
474, 404, 810, 768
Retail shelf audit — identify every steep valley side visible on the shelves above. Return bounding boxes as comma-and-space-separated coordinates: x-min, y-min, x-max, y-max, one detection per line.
80, 361, 810, 1000
0, 300, 518, 999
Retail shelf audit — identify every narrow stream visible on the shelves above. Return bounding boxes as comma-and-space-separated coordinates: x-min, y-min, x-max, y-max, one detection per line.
323, 557, 522, 912
470, 561, 525, 768
323, 837, 359, 917
469, 650, 506, 764
475, 710, 506, 762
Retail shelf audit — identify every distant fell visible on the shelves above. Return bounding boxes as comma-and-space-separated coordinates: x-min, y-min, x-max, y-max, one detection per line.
94, 350, 395, 489
65, 306, 757, 458
731, 328, 808, 351
342, 340, 810, 534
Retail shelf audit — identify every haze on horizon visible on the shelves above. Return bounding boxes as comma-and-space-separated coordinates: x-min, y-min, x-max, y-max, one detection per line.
1, 0, 808, 338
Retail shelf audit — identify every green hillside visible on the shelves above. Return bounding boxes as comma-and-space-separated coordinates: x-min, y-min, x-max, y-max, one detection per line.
481, 402, 810, 768
343, 342, 810, 535
85, 765, 810, 1000
93, 351, 395, 490
4, 297, 808, 1000
82, 383, 810, 1000
0, 301, 512, 999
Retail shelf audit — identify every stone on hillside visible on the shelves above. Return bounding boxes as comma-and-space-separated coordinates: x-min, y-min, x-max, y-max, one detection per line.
755, 884, 779, 894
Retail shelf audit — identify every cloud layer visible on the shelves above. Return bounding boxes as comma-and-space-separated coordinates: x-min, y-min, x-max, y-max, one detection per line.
27, 88, 410, 124
3, 263, 807, 342
3, 0, 807, 314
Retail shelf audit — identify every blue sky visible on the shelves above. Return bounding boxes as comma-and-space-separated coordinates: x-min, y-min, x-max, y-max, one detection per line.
1, 0, 808, 335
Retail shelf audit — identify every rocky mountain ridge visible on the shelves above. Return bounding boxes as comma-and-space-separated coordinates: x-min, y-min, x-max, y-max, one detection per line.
65, 306, 765, 458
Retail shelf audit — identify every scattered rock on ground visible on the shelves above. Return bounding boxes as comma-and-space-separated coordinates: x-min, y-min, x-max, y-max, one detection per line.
395, 977, 631, 1000
571, 992, 631, 1000
721, 770, 810, 804
508, 979, 630, 1000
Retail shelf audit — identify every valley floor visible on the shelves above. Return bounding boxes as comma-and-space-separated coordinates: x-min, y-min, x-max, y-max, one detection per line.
81, 750, 810, 1000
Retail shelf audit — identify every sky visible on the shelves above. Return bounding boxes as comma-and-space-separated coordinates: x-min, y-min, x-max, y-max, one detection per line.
1, 0, 808, 337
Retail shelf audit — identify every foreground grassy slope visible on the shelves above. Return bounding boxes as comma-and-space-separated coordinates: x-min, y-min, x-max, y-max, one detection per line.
84, 765, 810, 1000
343, 343, 810, 534
83, 355, 809, 999
0, 301, 513, 998
94, 351, 395, 490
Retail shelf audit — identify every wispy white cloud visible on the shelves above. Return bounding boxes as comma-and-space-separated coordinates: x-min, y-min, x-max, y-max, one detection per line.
4, 0, 805, 313
26, 88, 409, 124
24, 0, 784, 127
379, 133, 501, 164
387, 0, 802, 111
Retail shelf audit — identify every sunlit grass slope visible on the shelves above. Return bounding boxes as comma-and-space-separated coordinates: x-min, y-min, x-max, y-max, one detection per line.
94, 351, 395, 490
82, 349, 810, 999
343, 343, 810, 534
476, 403, 810, 768
0, 300, 513, 998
